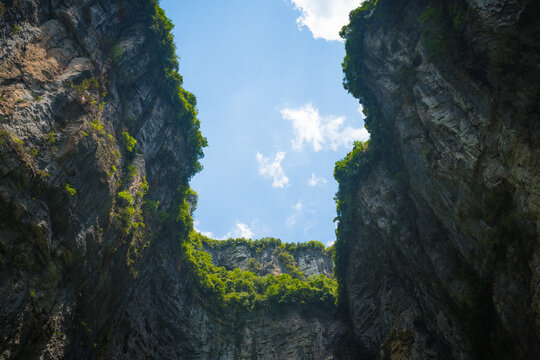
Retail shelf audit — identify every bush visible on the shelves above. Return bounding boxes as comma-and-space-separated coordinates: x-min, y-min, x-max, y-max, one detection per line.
47, 131, 56, 145
65, 183, 76, 196
122, 131, 137, 152
117, 190, 134, 205
184, 231, 337, 312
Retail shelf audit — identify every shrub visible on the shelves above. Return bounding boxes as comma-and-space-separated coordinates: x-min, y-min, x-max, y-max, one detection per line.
122, 131, 136, 152
117, 190, 134, 205
47, 131, 56, 145
111, 44, 123, 63
65, 183, 76, 196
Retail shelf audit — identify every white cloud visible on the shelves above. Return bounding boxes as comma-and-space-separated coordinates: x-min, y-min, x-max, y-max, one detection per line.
307, 173, 328, 186
289, 0, 362, 41
256, 151, 289, 188
220, 221, 255, 240
326, 240, 335, 247
281, 103, 370, 152
292, 200, 304, 211
357, 104, 366, 118
286, 213, 299, 227
286, 200, 304, 227
194, 220, 214, 238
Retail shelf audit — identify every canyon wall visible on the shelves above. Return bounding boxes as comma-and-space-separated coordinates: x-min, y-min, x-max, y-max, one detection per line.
335, 0, 540, 358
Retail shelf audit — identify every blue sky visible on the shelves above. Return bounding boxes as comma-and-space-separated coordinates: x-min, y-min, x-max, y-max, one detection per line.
161, 0, 368, 246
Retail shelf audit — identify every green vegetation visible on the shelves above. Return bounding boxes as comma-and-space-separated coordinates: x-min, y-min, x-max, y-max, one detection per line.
64, 183, 76, 196
67, 77, 107, 111
145, 0, 207, 177
117, 190, 134, 206
47, 131, 56, 145
142, 199, 159, 216
417, 1, 468, 64
181, 232, 337, 312
122, 131, 136, 152
12, 23, 20, 34
111, 44, 123, 63
89, 119, 105, 134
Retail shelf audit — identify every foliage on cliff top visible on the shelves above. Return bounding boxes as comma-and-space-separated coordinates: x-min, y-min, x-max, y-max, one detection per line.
202, 236, 328, 254
165, 190, 337, 313
181, 231, 337, 312
146, 0, 207, 178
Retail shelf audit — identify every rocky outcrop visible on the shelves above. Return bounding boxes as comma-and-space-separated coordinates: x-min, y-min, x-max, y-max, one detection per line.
204, 240, 334, 277
336, 0, 540, 358
106, 236, 349, 360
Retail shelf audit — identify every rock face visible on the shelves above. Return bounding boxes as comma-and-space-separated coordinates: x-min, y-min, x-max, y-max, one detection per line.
204, 240, 334, 278
336, 0, 540, 359
0, 0, 197, 358
0, 1, 347, 359
106, 237, 349, 360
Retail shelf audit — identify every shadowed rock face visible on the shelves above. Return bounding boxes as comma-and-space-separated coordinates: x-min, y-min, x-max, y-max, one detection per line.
336, 0, 540, 358
0, 0, 193, 358
1, 0, 538, 359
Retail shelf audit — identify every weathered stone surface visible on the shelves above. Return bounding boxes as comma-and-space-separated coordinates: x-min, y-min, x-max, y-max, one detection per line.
0, 1, 347, 359
339, 0, 540, 358
205, 241, 334, 278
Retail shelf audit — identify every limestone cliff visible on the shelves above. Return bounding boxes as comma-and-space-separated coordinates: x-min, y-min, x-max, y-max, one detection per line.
0, 1, 347, 359
335, 0, 540, 358
0, 0, 205, 357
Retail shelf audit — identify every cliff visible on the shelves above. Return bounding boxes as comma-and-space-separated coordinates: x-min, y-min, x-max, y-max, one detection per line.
0, 0, 205, 357
0, 2, 346, 359
335, 0, 540, 358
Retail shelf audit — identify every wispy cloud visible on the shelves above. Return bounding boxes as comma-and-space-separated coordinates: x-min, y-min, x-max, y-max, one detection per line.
281, 103, 370, 152
292, 200, 304, 211
256, 151, 289, 188
286, 200, 317, 229
307, 173, 328, 187
357, 104, 366, 117
194, 220, 214, 238
220, 221, 255, 240
289, 0, 362, 41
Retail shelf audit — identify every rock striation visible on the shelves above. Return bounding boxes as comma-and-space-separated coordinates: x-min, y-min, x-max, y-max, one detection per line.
335, 0, 540, 358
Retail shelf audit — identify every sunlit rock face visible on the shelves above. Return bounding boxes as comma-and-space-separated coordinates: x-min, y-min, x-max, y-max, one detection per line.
336, 0, 540, 358
204, 240, 334, 277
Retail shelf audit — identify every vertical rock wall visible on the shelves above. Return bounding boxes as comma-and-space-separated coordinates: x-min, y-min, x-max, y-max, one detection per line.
336, 0, 540, 358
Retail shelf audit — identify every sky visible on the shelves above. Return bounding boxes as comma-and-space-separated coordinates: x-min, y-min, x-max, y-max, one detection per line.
161, 0, 368, 246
